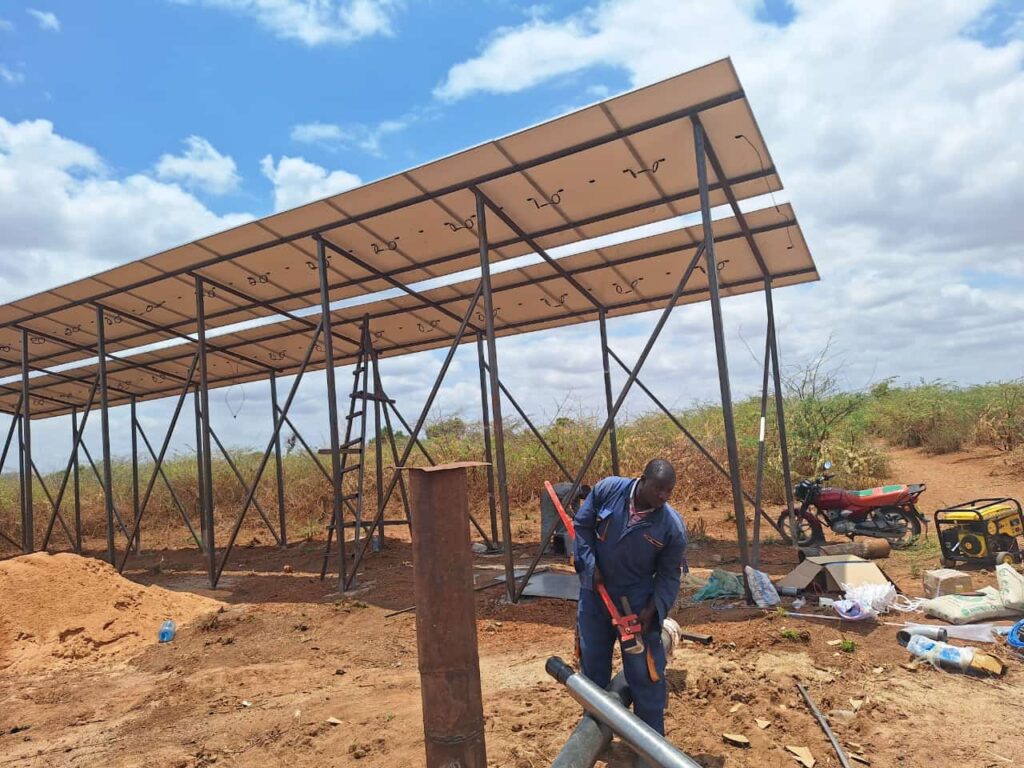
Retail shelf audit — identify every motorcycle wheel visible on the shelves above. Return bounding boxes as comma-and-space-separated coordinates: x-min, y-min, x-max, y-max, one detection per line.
776, 509, 824, 546
877, 506, 921, 549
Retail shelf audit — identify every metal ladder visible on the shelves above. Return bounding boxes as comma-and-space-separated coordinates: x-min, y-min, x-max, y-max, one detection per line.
319, 324, 372, 579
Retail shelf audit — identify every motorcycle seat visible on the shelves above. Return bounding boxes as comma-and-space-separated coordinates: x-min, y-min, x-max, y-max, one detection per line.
840, 484, 911, 509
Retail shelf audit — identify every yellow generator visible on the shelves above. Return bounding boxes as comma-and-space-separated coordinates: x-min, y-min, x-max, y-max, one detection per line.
936, 497, 1023, 567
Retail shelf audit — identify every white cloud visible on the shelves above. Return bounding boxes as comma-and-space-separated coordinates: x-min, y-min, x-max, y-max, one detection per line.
260, 154, 362, 211
290, 117, 408, 156
26, 8, 59, 31
0, 118, 250, 302
173, 0, 401, 45
155, 135, 241, 195
429, 0, 1024, 397
0, 18, 14, 32
0, 65, 24, 85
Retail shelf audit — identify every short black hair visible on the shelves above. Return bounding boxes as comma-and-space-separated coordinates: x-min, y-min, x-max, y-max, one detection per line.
643, 458, 676, 485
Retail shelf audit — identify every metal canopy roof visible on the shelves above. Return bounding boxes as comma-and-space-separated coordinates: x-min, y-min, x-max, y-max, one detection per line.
7, 203, 817, 418
0, 58, 782, 380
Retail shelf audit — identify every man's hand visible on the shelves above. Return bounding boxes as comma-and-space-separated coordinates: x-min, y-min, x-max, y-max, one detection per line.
638, 603, 657, 634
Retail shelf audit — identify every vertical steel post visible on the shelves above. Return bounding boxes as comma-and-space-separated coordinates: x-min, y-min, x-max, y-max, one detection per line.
194, 278, 217, 585
369, 321, 385, 552
408, 464, 487, 768
130, 395, 141, 554
475, 333, 499, 548
72, 406, 82, 552
693, 119, 751, 576
475, 191, 516, 601
598, 309, 620, 476
316, 237, 348, 591
95, 309, 116, 564
270, 371, 287, 547
751, 323, 773, 567
20, 329, 33, 553
193, 386, 207, 553
765, 278, 797, 543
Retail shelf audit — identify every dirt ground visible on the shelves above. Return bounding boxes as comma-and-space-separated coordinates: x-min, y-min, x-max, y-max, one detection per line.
2, 447, 1023, 768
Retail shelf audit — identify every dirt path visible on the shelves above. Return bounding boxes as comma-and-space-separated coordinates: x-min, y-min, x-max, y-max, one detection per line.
1, 448, 1022, 767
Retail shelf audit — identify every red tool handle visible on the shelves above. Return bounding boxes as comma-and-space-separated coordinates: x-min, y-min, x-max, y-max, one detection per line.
543, 481, 642, 644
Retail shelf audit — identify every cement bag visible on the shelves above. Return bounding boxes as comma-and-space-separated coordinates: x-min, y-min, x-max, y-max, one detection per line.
922, 586, 1018, 625
996, 563, 1024, 612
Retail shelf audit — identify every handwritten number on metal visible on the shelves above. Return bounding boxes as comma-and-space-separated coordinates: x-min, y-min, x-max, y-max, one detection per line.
268, 351, 287, 361
695, 259, 730, 276
0, 345, 9, 352
444, 215, 476, 233
144, 300, 166, 314
540, 293, 569, 308
371, 237, 400, 255
247, 273, 270, 286
612, 278, 643, 295
29, 335, 46, 344
416, 320, 440, 334
527, 189, 564, 210
103, 315, 123, 326
474, 308, 499, 323
623, 158, 666, 178
306, 253, 333, 271
64, 325, 82, 337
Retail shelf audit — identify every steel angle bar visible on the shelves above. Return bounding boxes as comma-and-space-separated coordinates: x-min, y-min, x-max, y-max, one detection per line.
212, 316, 325, 588
118, 353, 201, 573
344, 281, 485, 591
386, 401, 434, 465
134, 417, 202, 550
131, 396, 141, 554
474, 189, 602, 311
598, 310, 620, 476
474, 191, 516, 601
3, 88, 748, 332
29, 458, 74, 547
765, 278, 797, 544
0, 405, 22, 549
195, 277, 217, 585
368, 340, 412, 538
270, 372, 287, 547
95, 308, 117, 562
605, 347, 784, 538
513, 244, 707, 601
751, 320, 773, 567
72, 408, 81, 551
39, 380, 97, 550
476, 335, 499, 547
20, 329, 34, 553
277, 410, 333, 482
79, 441, 132, 542
479, 359, 574, 483
204, 421, 281, 545
693, 118, 751, 581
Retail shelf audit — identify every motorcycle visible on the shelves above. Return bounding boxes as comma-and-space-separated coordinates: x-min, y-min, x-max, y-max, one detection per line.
777, 461, 927, 549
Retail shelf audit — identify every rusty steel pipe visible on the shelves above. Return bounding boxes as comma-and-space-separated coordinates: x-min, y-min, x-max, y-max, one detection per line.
408, 464, 487, 768
799, 539, 891, 561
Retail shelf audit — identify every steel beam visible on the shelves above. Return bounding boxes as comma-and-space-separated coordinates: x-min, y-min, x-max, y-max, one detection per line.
131, 395, 141, 554
95, 307, 116, 564
270, 372, 287, 547
475, 190, 516, 601
72, 407, 82, 551
476, 334, 499, 548
598, 309, 620, 475
693, 118, 751, 581
751, 321, 773, 567
194, 277, 217, 585
20, 329, 33, 553
765, 278, 798, 543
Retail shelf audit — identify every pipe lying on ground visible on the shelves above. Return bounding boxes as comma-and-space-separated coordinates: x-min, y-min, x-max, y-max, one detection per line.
799, 539, 891, 561
552, 619, 682, 768
546, 656, 703, 768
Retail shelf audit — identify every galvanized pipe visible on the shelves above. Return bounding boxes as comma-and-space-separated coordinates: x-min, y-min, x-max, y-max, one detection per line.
408, 464, 487, 768
95, 309, 116, 564
20, 329, 33, 553
546, 657, 701, 768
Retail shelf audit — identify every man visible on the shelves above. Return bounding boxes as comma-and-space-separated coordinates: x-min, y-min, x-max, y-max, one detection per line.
573, 459, 687, 735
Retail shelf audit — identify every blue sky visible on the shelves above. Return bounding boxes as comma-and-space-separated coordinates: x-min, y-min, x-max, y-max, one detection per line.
1, 0, 1023, 471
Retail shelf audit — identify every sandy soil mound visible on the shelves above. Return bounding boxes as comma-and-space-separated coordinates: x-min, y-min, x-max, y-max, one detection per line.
0, 552, 221, 672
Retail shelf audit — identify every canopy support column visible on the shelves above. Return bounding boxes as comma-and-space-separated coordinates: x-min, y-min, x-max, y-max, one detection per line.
19, 330, 33, 554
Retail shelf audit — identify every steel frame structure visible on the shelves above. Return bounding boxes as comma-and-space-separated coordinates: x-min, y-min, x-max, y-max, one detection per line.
0, 100, 802, 602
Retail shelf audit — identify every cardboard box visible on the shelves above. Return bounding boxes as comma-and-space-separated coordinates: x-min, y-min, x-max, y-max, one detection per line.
922, 568, 973, 598
775, 555, 894, 594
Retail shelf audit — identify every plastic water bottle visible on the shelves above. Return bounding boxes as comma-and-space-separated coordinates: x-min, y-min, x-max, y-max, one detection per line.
158, 619, 177, 643
906, 634, 972, 671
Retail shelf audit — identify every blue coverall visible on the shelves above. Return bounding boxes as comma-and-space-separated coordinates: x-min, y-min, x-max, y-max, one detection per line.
573, 476, 688, 734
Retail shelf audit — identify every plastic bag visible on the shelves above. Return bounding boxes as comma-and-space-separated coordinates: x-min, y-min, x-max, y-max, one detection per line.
693, 569, 744, 601
834, 598, 876, 621
996, 563, 1024, 611
843, 581, 898, 614
744, 566, 780, 608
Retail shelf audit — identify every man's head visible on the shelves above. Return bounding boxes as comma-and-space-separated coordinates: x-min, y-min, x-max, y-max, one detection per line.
637, 458, 676, 510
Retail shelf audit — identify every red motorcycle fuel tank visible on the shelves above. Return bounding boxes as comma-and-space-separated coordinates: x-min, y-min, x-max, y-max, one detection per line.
816, 487, 846, 510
